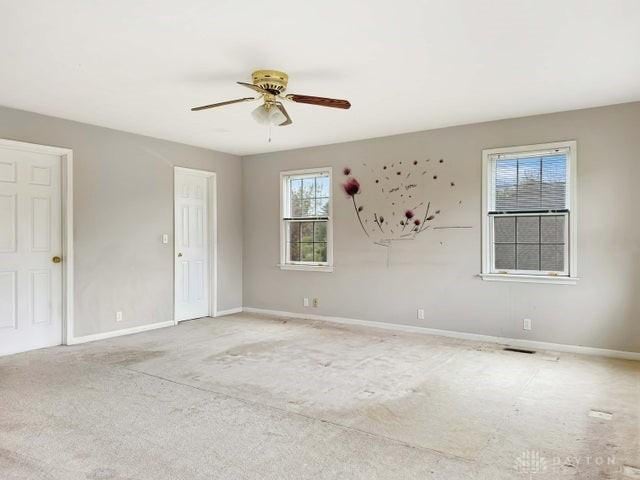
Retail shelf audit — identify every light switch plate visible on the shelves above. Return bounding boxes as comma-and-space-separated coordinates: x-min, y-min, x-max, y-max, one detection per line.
162, 234, 169, 244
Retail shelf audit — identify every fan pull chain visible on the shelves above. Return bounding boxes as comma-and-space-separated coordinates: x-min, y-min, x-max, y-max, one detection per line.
268, 124, 272, 143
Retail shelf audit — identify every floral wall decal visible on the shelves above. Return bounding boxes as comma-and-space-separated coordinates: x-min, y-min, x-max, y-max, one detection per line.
342, 157, 471, 249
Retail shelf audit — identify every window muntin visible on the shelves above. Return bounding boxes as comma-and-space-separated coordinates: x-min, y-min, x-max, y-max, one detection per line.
483, 143, 576, 280
281, 169, 332, 268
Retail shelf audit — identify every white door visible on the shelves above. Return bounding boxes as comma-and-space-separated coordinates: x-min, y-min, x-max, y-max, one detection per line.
174, 169, 210, 321
0, 147, 62, 356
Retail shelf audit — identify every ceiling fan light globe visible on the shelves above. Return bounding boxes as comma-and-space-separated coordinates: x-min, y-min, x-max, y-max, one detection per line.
269, 107, 287, 126
251, 104, 271, 125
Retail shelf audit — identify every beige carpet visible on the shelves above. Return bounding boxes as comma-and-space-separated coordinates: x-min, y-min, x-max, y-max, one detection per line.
1, 313, 638, 479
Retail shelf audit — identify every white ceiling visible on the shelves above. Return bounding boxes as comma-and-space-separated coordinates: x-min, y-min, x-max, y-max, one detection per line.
1, 0, 639, 156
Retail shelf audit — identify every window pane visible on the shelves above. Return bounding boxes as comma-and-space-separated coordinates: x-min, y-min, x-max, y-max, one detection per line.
300, 243, 314, 262
541, 244, 564, 271
517, 244, 539, 270
302, 178, 315, 199
540, 215, 564, 244
291, 198, 303, 217
289, 243, 300, 262
494, 153, 567, 211
314, 222, 327, 242
290, 178, 302, 201
300, 197, 315, 216
517, 158, 542, 210
493, 214, 566, 273
516, 216, 539, 243
300, 222, 313, 242
542, 155, 567, 209
288, 222, 300, 243
494, 217, 515, 243
495, 244, 516, 270
315, 197, 329, 216
315, 176, 329, 197
495, 159, 518, 211
314, 242, 327, 262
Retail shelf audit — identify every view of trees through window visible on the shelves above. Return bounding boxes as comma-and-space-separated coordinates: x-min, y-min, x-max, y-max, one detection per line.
285, 174, 330, 263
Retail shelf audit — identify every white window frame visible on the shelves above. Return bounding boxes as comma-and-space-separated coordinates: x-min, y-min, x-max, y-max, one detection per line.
481, 141, 578, 285
279, 167, 334, 272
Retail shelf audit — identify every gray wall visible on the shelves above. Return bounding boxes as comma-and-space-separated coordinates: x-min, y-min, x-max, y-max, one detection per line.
242, 102, 640, 353
0, 106, 243, 337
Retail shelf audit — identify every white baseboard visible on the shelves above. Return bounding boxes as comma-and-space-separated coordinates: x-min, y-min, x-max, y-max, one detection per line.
215, 307, 243, 317
242, 307, 640, 361
68, 320, 175, 345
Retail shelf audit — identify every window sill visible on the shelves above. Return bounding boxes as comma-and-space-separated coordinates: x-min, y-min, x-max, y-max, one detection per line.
479, 273, 579, 285
278, 264, 334, 273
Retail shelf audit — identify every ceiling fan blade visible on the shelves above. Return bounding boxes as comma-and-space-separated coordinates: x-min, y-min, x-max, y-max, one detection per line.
285, 94, 351, 109
275, 102, 292, 126
191, 97, 257, 111
237, 81, 271, 95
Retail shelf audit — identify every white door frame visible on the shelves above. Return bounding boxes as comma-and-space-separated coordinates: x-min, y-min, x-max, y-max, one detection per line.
173, 166, 218, 323
0, 138, 74, 346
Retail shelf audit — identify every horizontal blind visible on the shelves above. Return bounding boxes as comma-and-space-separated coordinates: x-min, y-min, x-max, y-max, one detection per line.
493, 151, 567, 212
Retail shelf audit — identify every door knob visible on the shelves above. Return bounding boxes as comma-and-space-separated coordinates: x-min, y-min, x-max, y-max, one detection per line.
52, 256, 62, 264
177, 253, 183, 257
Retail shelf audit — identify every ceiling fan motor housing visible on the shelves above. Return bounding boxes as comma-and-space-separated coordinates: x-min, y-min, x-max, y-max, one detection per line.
252, 70, 288, 94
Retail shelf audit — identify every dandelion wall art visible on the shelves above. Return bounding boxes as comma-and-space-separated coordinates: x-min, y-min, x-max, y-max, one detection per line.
341, 158, 470, 250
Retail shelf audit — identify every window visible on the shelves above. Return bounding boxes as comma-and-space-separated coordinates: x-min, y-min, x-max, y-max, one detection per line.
481, 141, 577, 284
280, 168, 333, 271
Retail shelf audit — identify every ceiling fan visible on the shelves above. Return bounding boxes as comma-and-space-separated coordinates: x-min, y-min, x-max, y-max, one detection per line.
191, 70, 351, 127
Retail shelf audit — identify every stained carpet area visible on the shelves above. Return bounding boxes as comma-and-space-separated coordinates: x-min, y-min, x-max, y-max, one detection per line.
1, 313, 639, 479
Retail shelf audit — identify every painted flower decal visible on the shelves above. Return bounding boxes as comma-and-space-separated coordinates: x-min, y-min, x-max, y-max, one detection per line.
343, 156, 469, 242
343, 176, 368, 237
342, 177, 360, 197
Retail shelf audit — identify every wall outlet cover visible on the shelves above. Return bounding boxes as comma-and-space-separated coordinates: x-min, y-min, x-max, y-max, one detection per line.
303, 297, 309, 307
417, 309, 425, 320
116, 311, 123, 322
523, 318, 532, 331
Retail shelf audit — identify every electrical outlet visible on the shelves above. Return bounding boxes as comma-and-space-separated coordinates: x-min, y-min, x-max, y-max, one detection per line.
116, 311, 123, 322
417, 309, 425, 320
162, 234, 169, 244
312, 298, 319, 308
303, 297, 309, 307
523, 318, 532, 331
